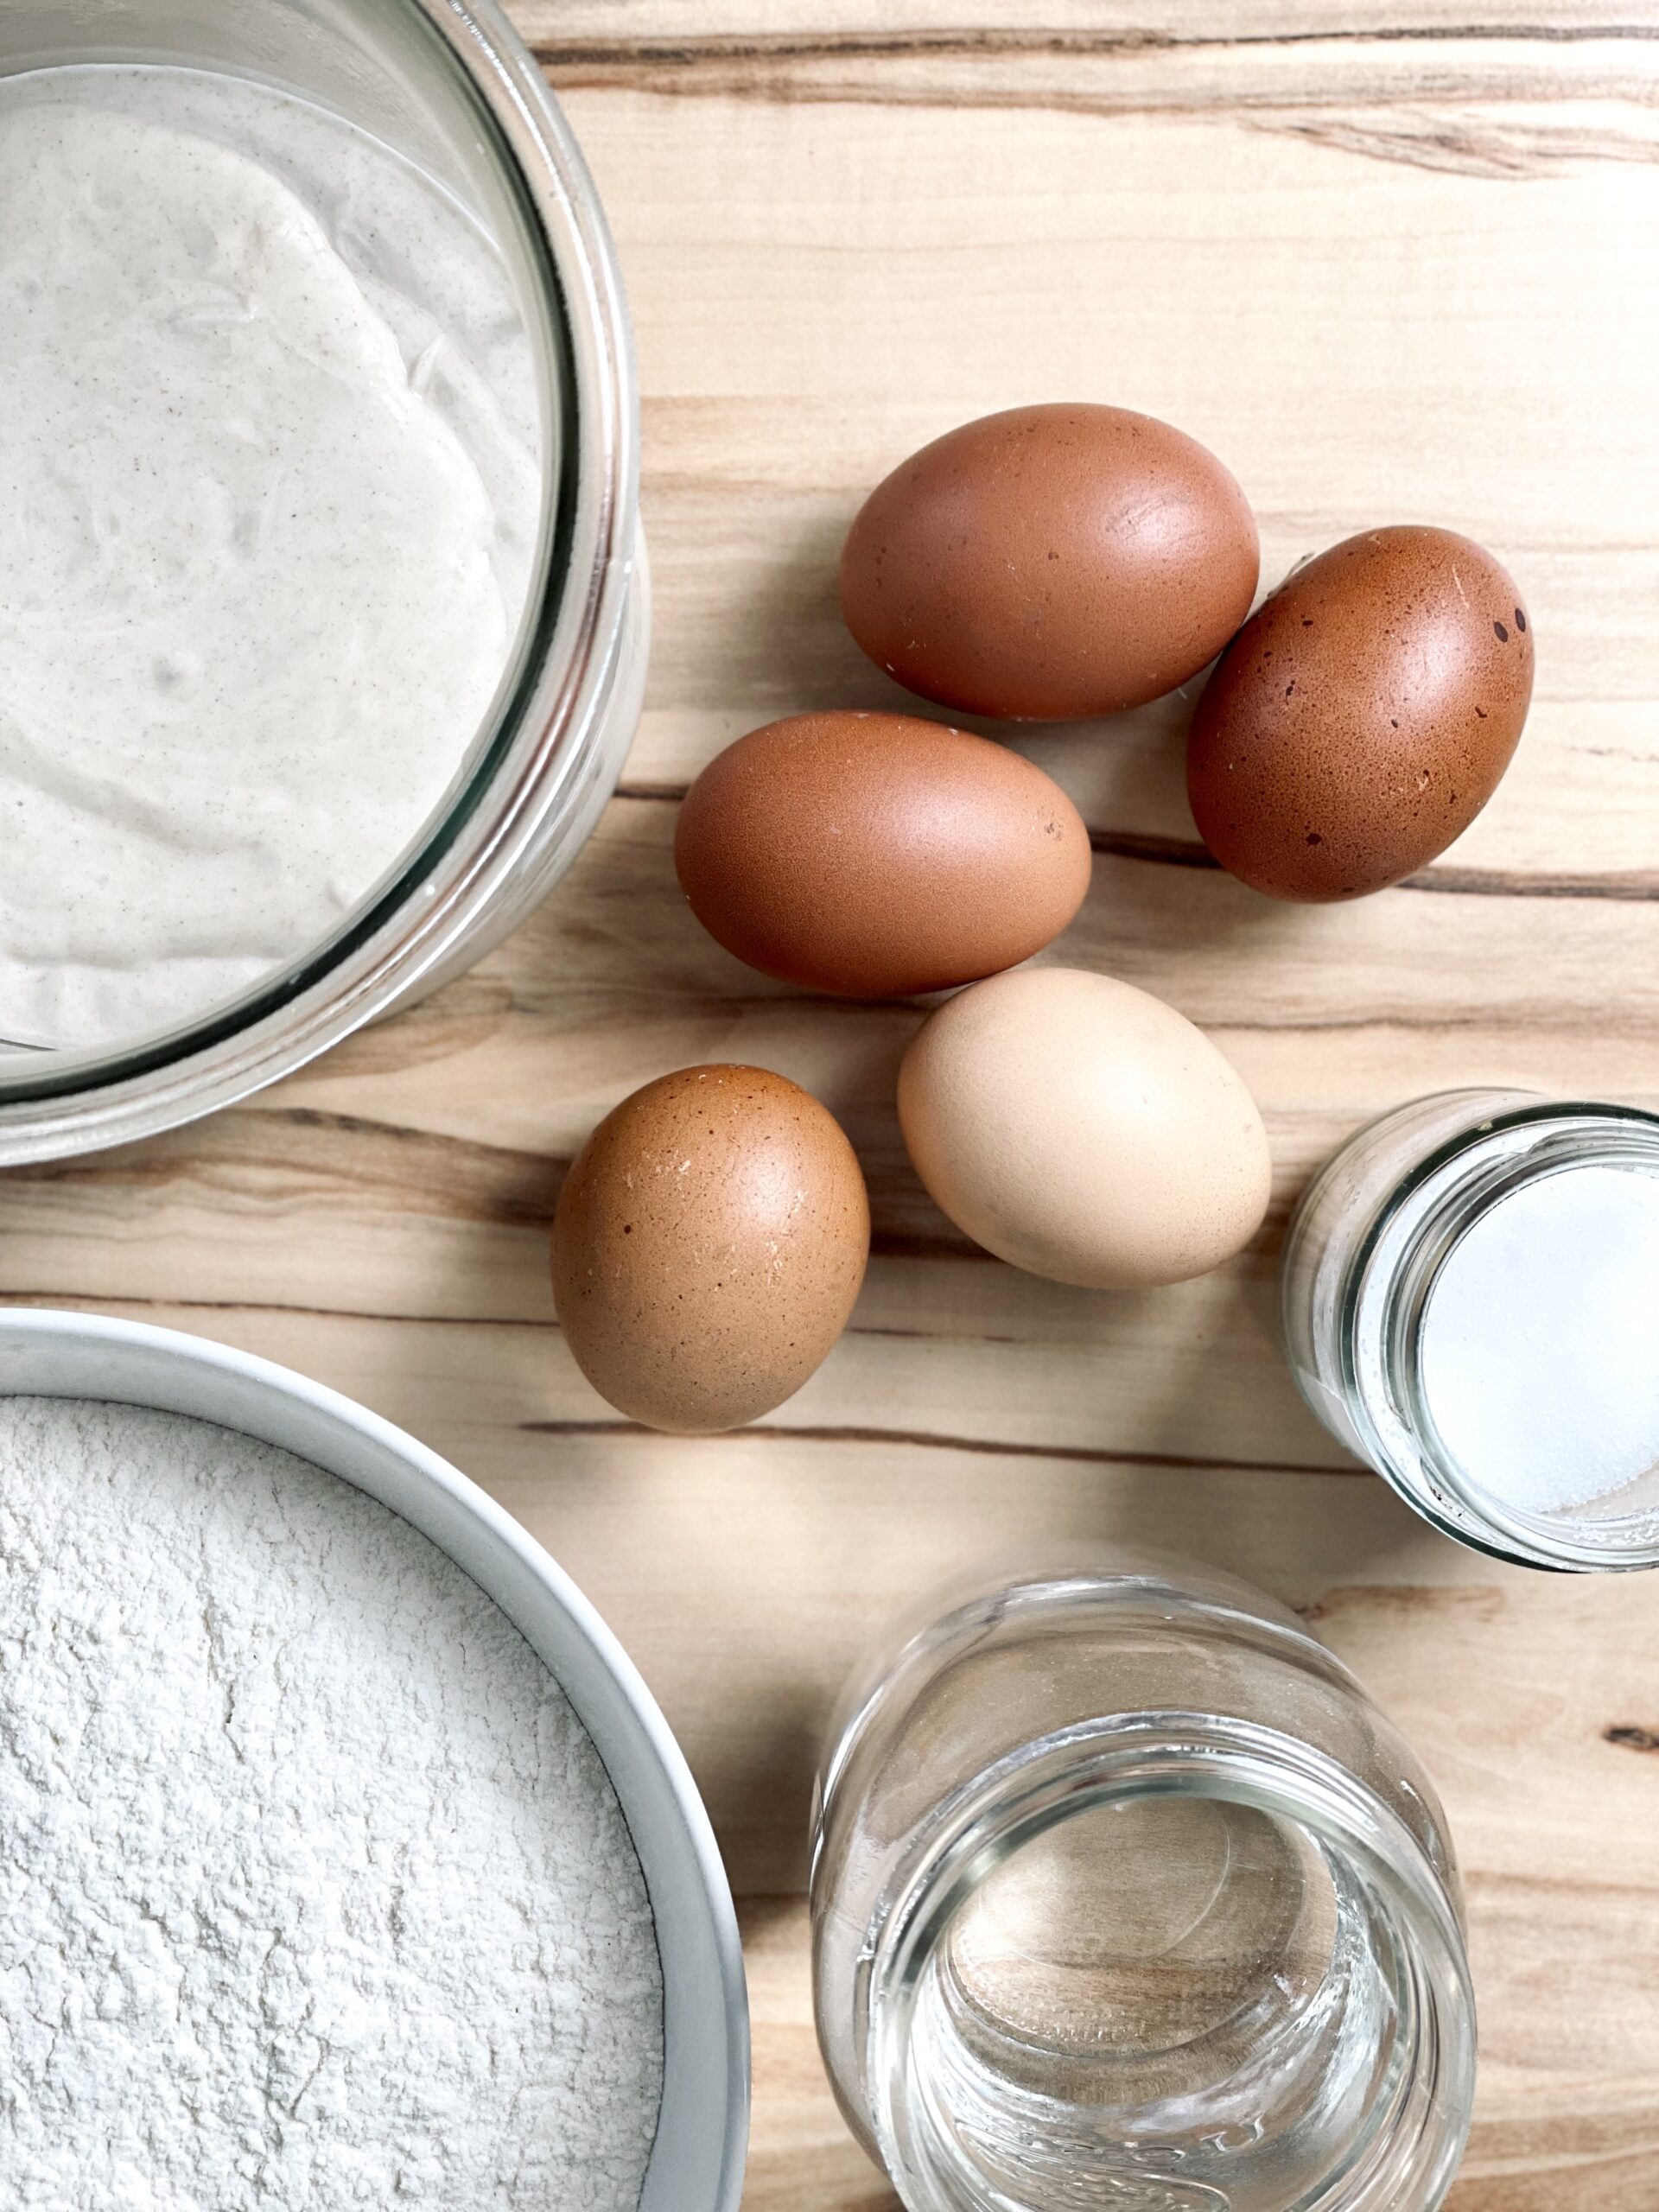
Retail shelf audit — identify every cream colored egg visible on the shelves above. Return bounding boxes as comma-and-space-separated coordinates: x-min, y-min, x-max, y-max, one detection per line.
897, 969, 1271, 1288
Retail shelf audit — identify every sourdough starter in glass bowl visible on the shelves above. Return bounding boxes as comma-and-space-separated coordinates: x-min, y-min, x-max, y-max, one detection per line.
0, 0, 645, 1160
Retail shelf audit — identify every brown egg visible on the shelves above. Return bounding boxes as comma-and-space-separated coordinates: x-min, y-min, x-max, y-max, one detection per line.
1187, 525, 1534, 900
897, 969, 1271, 1288
839, 404, 1259, 720
674, 711, 1092, 997
551, 1065, 870, 1434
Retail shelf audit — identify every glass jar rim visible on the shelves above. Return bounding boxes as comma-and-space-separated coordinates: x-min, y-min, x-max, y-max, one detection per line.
865, 1711, 1476, 2212
0, 0, 638, 1162
817, 1548, 1345, 1810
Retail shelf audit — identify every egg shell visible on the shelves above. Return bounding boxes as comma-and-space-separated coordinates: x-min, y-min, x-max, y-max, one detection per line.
897, 969, 1271, 1289
674, 711, 1092, 997
839, 404, 1260, 721
551, 1065, 869, 1435
1187, 525, 1534, 901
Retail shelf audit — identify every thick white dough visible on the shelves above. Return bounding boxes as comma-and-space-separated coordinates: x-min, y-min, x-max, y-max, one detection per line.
0, 95, 531, 1047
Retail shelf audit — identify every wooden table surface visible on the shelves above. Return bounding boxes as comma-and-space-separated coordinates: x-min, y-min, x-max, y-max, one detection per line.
8, 4, 1659, 2204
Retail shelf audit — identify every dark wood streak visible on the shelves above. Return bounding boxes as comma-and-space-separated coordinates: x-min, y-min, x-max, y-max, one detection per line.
870, 1229, 995, 1262
1090, 829, 1223, 872
537, 22, 1659, 173
1273, 113, 1655, 181
852, 1320, 1020, 1344
618, 790, 1659, 903
0, 1290, 551, 1328
0, 1106, 566, 1228
0, 1289, 1014, 1330
534, 25, 1659, 71
615, 780, 691, 804
519, 1414, 1364, 1477
1301, 1581, 1505, 1624
1605, 1723, 1659, 1751
1093, 830, 1659, 901
1399, 862, 1659, 900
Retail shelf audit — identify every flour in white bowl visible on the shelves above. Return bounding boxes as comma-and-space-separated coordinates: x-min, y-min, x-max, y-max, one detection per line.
0, 1398, 662, 2211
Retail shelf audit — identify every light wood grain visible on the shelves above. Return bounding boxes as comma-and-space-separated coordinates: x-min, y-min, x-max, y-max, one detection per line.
3, 3, 1657, 2203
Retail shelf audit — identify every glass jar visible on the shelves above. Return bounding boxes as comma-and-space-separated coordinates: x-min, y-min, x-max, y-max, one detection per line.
811, 1553, 1475, 2212
0, 0, 643, 1161
1283, 1090, 1659, 1571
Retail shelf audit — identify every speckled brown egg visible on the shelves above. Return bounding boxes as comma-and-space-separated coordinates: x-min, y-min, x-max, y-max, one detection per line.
1187, 525, 1534, 900
839, 404, 1260, 721
551, 1065, 870, 1434
674, 711, 1092, 997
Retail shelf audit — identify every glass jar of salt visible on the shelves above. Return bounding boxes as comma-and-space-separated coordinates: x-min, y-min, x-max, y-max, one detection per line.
1284, 1089, 1659, 1570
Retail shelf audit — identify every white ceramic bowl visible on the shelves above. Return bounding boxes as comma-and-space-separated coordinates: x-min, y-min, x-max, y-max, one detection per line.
0, 1307, 747, 2212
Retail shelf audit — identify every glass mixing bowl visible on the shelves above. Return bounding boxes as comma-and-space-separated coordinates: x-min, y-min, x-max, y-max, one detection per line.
0, 0, 644, 1160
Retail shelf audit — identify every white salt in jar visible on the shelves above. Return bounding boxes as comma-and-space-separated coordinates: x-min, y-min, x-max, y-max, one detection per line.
0, 0, 645, 1161
1283, 1090, 1659, 1571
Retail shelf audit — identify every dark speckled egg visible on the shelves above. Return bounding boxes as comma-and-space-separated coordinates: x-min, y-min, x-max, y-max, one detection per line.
1186, 525, 1534, 900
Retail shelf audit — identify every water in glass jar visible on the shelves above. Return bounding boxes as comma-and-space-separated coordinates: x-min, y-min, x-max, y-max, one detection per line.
904, 1793, 1402, 2211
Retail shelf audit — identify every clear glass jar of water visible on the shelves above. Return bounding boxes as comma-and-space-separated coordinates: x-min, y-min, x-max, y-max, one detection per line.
810, 1553, 1475, 2212
1283, 1090, 1659, 1571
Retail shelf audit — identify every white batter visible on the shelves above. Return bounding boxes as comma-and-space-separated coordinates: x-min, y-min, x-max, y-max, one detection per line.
0, 70, 541, 1049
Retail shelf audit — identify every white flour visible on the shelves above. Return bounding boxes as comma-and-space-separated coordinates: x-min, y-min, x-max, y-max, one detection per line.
0, 1399, 663, 2210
